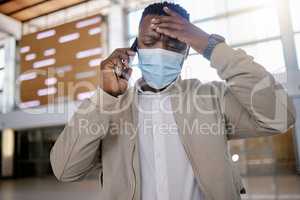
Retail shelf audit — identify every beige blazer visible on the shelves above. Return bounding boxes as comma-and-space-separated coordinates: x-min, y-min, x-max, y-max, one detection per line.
50, 43, 296, 200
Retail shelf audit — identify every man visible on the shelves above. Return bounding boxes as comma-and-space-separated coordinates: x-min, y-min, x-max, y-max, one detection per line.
50, 2, 296, 200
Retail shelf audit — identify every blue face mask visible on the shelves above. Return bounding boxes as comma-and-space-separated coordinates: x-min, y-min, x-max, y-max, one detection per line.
137, 48, 185, 89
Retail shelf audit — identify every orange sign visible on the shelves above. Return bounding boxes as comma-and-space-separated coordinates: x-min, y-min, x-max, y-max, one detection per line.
19, 15, 105, 108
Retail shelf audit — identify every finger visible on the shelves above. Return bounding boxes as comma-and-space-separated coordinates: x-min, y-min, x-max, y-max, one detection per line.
117, 53, 130, 68
102, 56, 123, 70
113, 50, 133, 68
99, 65, 119, 93
151, 16, 183, 25
102, 48, 135, 72
126, 49, 136, 56
111, 57, 126, 79
114, 58, 132, 81
120, 48, 136, 56
163, 6, 182, 18
118, 78, 128, 93
117, 68, 132, 92
121, 58, 129, 68
112, 48, 136, 57
120, 67, 132, 81
156, 22, 184, 31
155, 27, 181, 40
100, 59, 115, 71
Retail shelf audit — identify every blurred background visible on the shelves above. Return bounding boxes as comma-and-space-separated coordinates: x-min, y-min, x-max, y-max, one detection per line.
0, 0, 300, 199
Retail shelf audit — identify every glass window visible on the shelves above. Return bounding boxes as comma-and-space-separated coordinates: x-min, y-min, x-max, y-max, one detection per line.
174, 0, 226, 21
184, 40, 285, 83
174, 0, 272, 22
127, 9, 143, 38
196, 7, 280, 45
181, 54, 221, 82
295, 34, 300, 69
225, 0, 272, 12
196, 18, 229, 42
290, 0, 300, 32
239, 40, 286, 75
0, 69, 4, 91
0, 47, 4, 69
0, 92, 2, 113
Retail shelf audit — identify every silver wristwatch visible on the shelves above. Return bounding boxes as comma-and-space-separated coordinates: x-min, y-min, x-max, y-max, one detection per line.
203, 34, 225, 60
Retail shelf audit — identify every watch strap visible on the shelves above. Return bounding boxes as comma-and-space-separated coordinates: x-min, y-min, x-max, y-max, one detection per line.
203, 34, 225, 60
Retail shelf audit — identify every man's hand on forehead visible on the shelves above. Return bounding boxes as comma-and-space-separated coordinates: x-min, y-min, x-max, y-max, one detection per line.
150, 6, 210, 55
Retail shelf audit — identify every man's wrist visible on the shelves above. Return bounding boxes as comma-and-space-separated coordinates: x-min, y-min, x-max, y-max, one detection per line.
190, 32, 209, 55
202, 34, 226, 60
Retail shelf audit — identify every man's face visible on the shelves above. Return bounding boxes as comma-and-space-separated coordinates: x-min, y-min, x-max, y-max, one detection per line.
138, 14, 188, 55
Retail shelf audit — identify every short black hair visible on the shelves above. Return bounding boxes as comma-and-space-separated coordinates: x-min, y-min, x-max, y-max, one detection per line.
140, 1, 190, 23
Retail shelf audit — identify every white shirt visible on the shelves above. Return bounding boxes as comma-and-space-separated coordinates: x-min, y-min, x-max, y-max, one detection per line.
136, 79, 203, 200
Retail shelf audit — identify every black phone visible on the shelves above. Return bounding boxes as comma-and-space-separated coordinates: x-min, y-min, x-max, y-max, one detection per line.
130, 38, 138, 52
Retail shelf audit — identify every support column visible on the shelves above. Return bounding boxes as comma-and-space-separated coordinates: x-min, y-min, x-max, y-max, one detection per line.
277, 0, 300, 173
1, 128, 15, 177
0, 37, 16, 114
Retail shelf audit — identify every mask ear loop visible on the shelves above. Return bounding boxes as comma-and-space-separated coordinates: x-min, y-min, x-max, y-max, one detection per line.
130, 37, 138, 66
178, 45, 188, 81
184, 46, 190, 59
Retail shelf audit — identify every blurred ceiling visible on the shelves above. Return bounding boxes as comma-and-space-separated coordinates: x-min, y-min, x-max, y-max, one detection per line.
0, 0, 90, 22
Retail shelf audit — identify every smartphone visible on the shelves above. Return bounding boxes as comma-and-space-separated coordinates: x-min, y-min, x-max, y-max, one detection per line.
127, 38, 137, 67
117, 38, 137, 80
130, 38, 138, 52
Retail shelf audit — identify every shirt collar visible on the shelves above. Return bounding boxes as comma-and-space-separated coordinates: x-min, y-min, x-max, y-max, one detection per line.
135, 76, 181, 95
